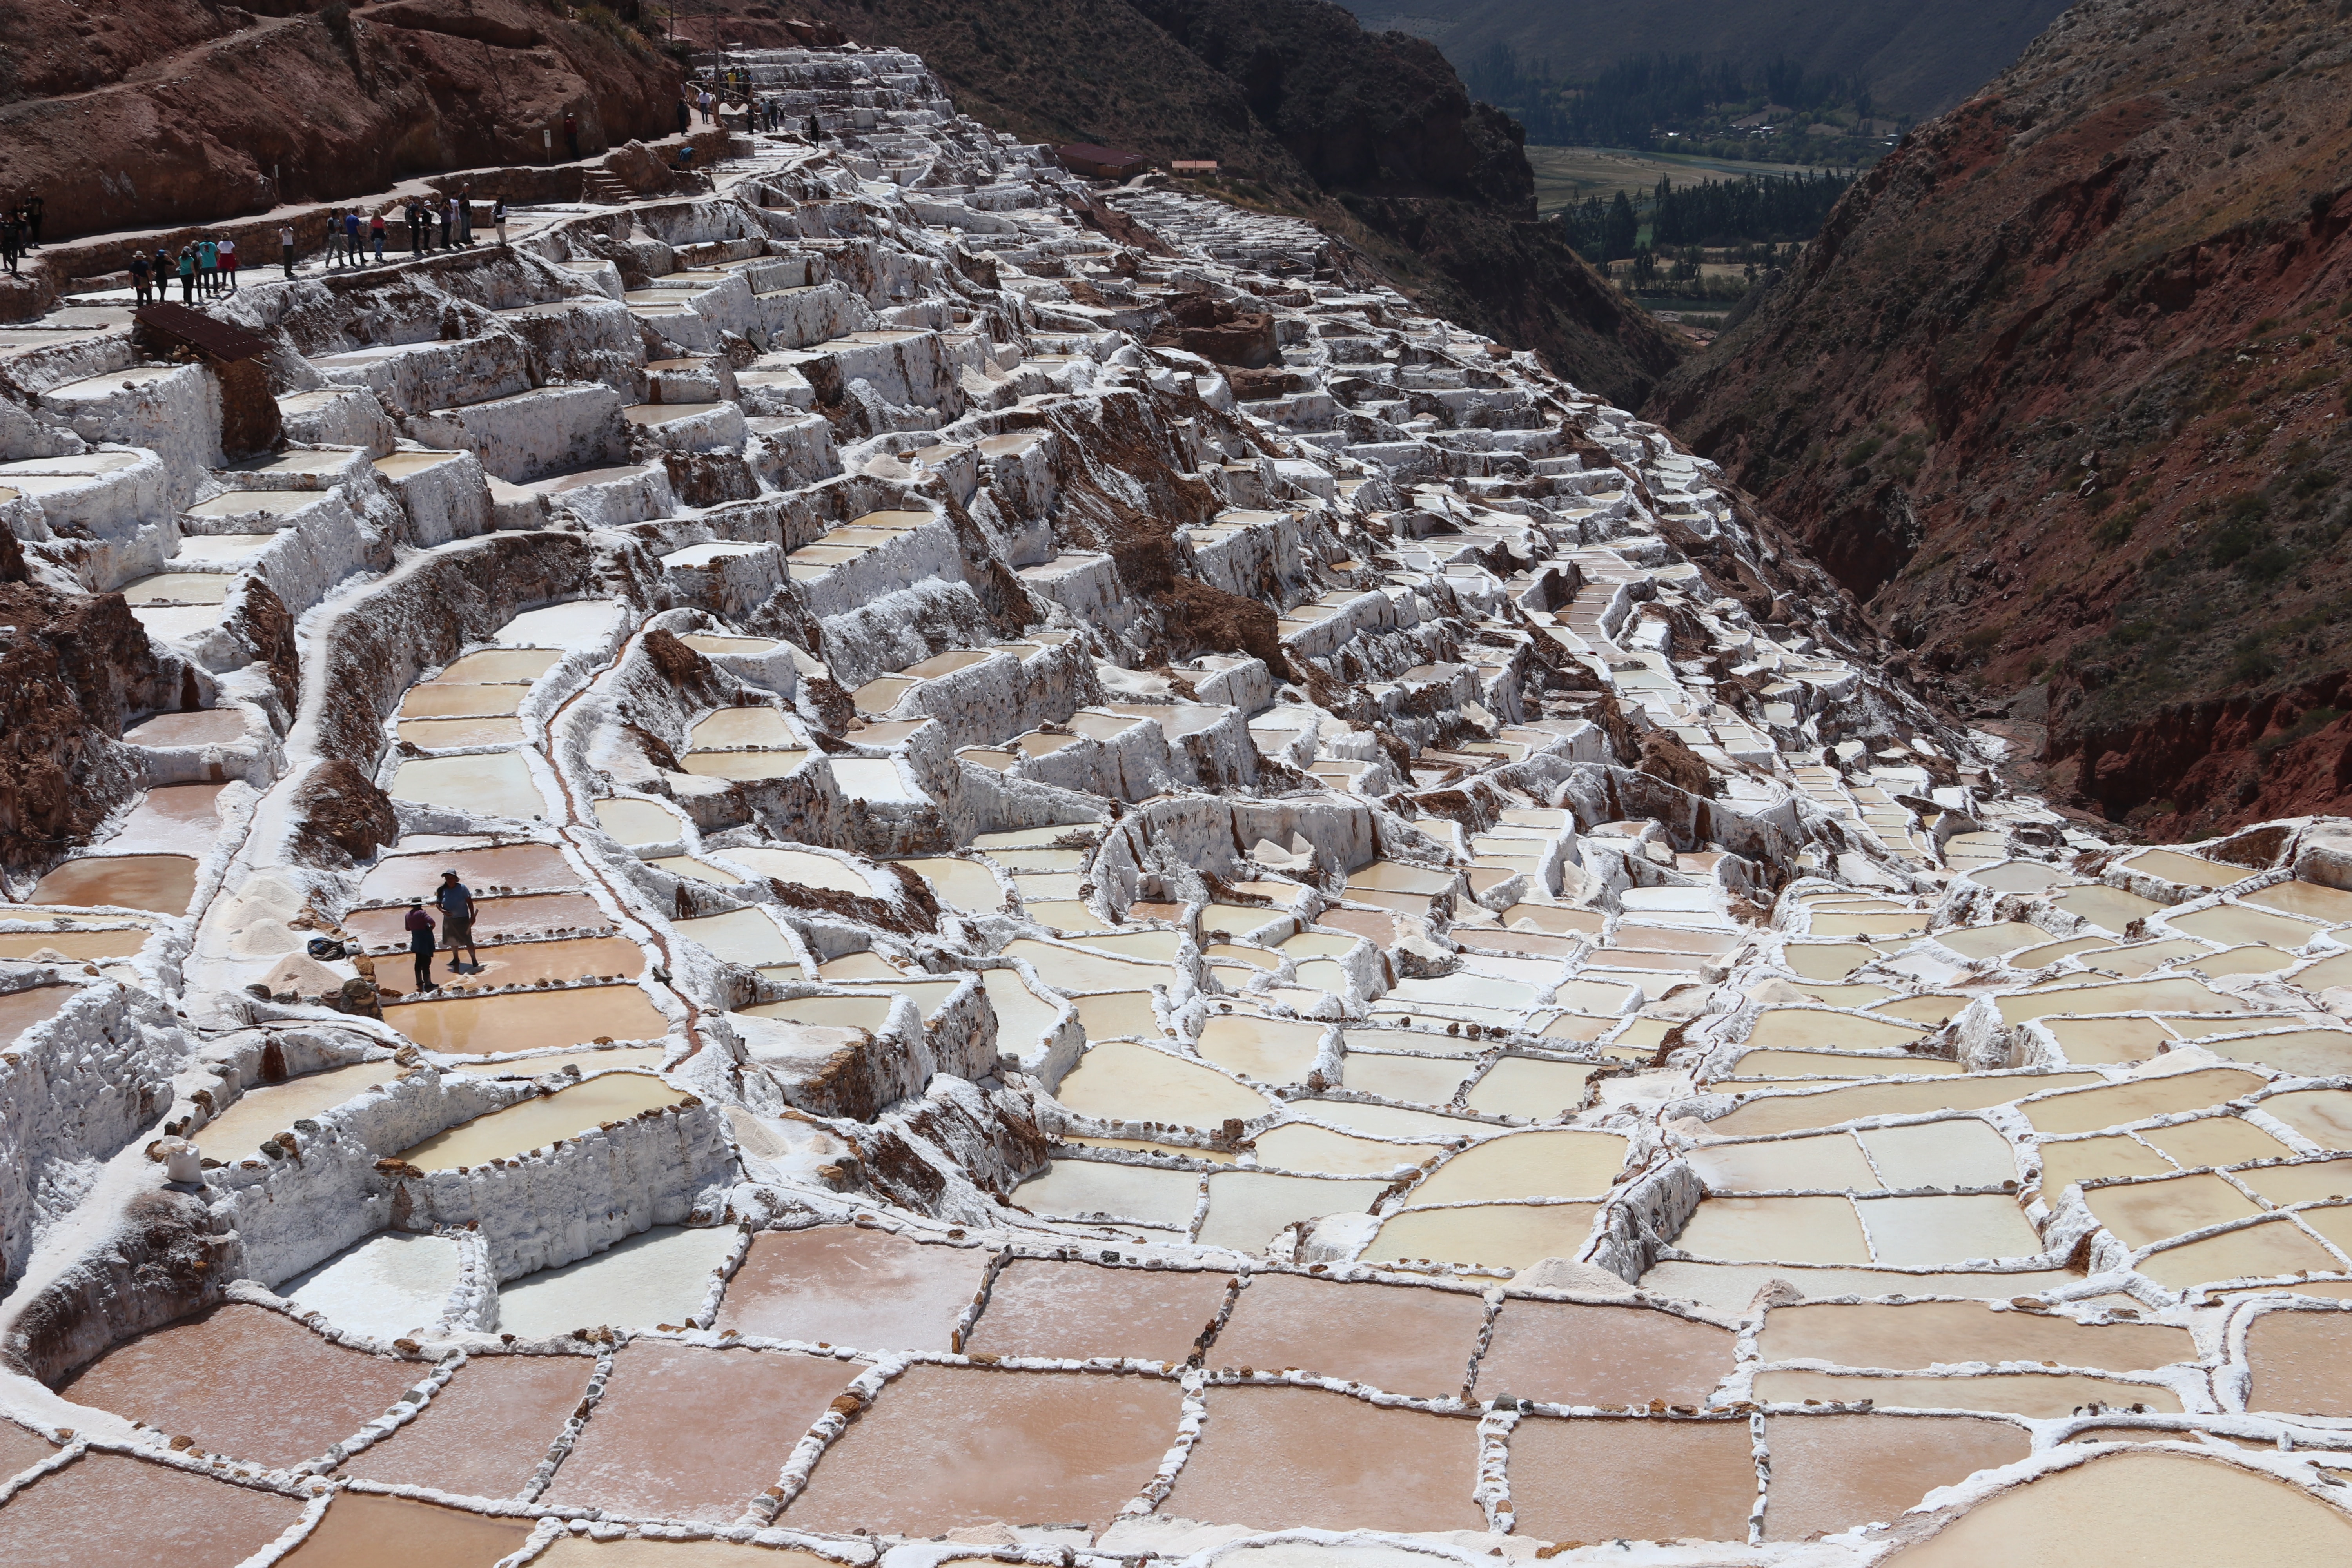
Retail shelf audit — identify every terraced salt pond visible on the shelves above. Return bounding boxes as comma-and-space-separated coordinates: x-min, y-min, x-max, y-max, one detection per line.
18, 46, 2352, 1562
398, 1072, 689, 1169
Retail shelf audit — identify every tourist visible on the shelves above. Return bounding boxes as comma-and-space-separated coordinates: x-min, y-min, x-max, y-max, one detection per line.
492, 196, 508, 248
403, 900, 438, 992
344, 208, 363, 267
809, 114, 821, 143
0, 210, 18, 276
218, 233, 237, 292
155, 246, 173, 296
437, 197, 452, 251
458, 185, 474, 244
178, 244, 195, 302
196, 234, 217, 297
370, 209, 386, 263
129, 248, 151, 304
564, 111, 580, 161
436, 871, 480, 972
22, 194, 41, 249
699, 85, 715, 125
327, 212, 344, 268
279, 223, 296, 279
676, 94, 692, 139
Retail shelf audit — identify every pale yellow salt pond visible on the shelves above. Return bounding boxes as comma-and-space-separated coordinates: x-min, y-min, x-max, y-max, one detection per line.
2083, 1172, 2262, 1250
1054, 1039, 1271, 1129
441, 649, 564, 683
1686, 1134, 1882, 1193
2121, 848, 2243, 887
1013, 1159, 1201, 1229
688, 709, 802, 750
2039, 1134, 2174, 1195
739, 995, 897, 1031
1783, 943, 1879, 981
1293, 1099, 1493, 1142
1195, 1013, 1324, 1083
1072, 931, 1187, 962
2134, 1216, 2347, 1288
2052, 885, 2165, 933
593, 797, 684, 846
1409, 1129, 1629, 1204
679, 750, 809, 780
676, 634, 780, 659
1874, 1449, 2352, 1568
1364, 1202, 1602, 1271
398, 684, 527, 719
1726, 1049, 1961, 1080
1463, 1056, 1600, 1117
1252, 1122, 1442, 1175
1871, 995, 1969, 1027
1073, 991, 1164, 1038
2035, 1016, 2177, 1065
1860, 1119, 2020, 1189
1856, 1194, 2043, 1265
1933, 923, 2051, 962
673, 908, 792, 966
197, 1059, 405, 1157
2247, 879, 2352, 923
1638, 1261, 2080, 1314
1196, 1171, 1386, 1252
2000, 975, 2243, 1024
1674, 1196, 1870, 1263
2019, 1068, 2267, 1136
1343, 1051, 1473, 1104
1708, 1074, 2103, 1136
2009, 935, 2117, 969
716, 846, 870, 895
1751, 1368, 2179, 1417
1807, 912, 1929, 938
390, 753, 545, 820
2257, 1089, 2352, 1149
1969, 862, 2077, 894
1001, 938, 1166, 994
2167, 902, 2323, 950
648, 855, 741, 887
1755, 1298, 2194, 1371
397, 716, 526, 750
897, 857, 1004, 913
398, 1072, 688, 1169
2196, 1027, 2352, 1076
1746, 1008, 1930, 1053
384, 984, 671, 1054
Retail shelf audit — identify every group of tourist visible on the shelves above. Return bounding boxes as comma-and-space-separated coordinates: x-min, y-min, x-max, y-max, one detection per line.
126, 235, 241, 303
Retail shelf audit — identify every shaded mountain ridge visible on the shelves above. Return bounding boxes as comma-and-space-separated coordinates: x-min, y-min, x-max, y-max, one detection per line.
1648, 0, 2352, 839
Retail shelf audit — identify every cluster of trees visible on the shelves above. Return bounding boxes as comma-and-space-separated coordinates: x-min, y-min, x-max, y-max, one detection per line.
1461, 47, 1875, 152
1559, 171, 1853, 265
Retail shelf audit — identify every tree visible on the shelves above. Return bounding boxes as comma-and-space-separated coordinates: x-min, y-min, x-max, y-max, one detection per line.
1604, 190, 1639, 263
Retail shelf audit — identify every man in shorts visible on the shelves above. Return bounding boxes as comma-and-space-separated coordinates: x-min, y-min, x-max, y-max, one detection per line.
436, 869, 481, 972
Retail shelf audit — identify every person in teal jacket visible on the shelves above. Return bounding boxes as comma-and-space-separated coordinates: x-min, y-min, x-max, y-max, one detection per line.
177, 245, 196, 303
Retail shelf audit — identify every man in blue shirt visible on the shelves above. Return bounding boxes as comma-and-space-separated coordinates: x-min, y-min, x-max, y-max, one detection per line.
436, 870, 480, 972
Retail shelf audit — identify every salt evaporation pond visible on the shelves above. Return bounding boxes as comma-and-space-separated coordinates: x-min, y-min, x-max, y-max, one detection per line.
494, 1224, 739, 1338
398, 1072, 688, 1168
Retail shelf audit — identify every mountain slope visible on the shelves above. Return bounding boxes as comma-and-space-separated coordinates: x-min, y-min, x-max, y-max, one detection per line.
1646, 0, 2352, 837
733, 0, 1682, 405
1335, 0, 2071, 118
0, 0, 685, 242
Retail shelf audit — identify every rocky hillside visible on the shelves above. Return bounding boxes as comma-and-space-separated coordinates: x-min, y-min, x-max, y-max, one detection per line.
0, 0, 686, 241
1338, 0, 2071, 118
1647, 0, 2352, 840
721, 0, 1682, 406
